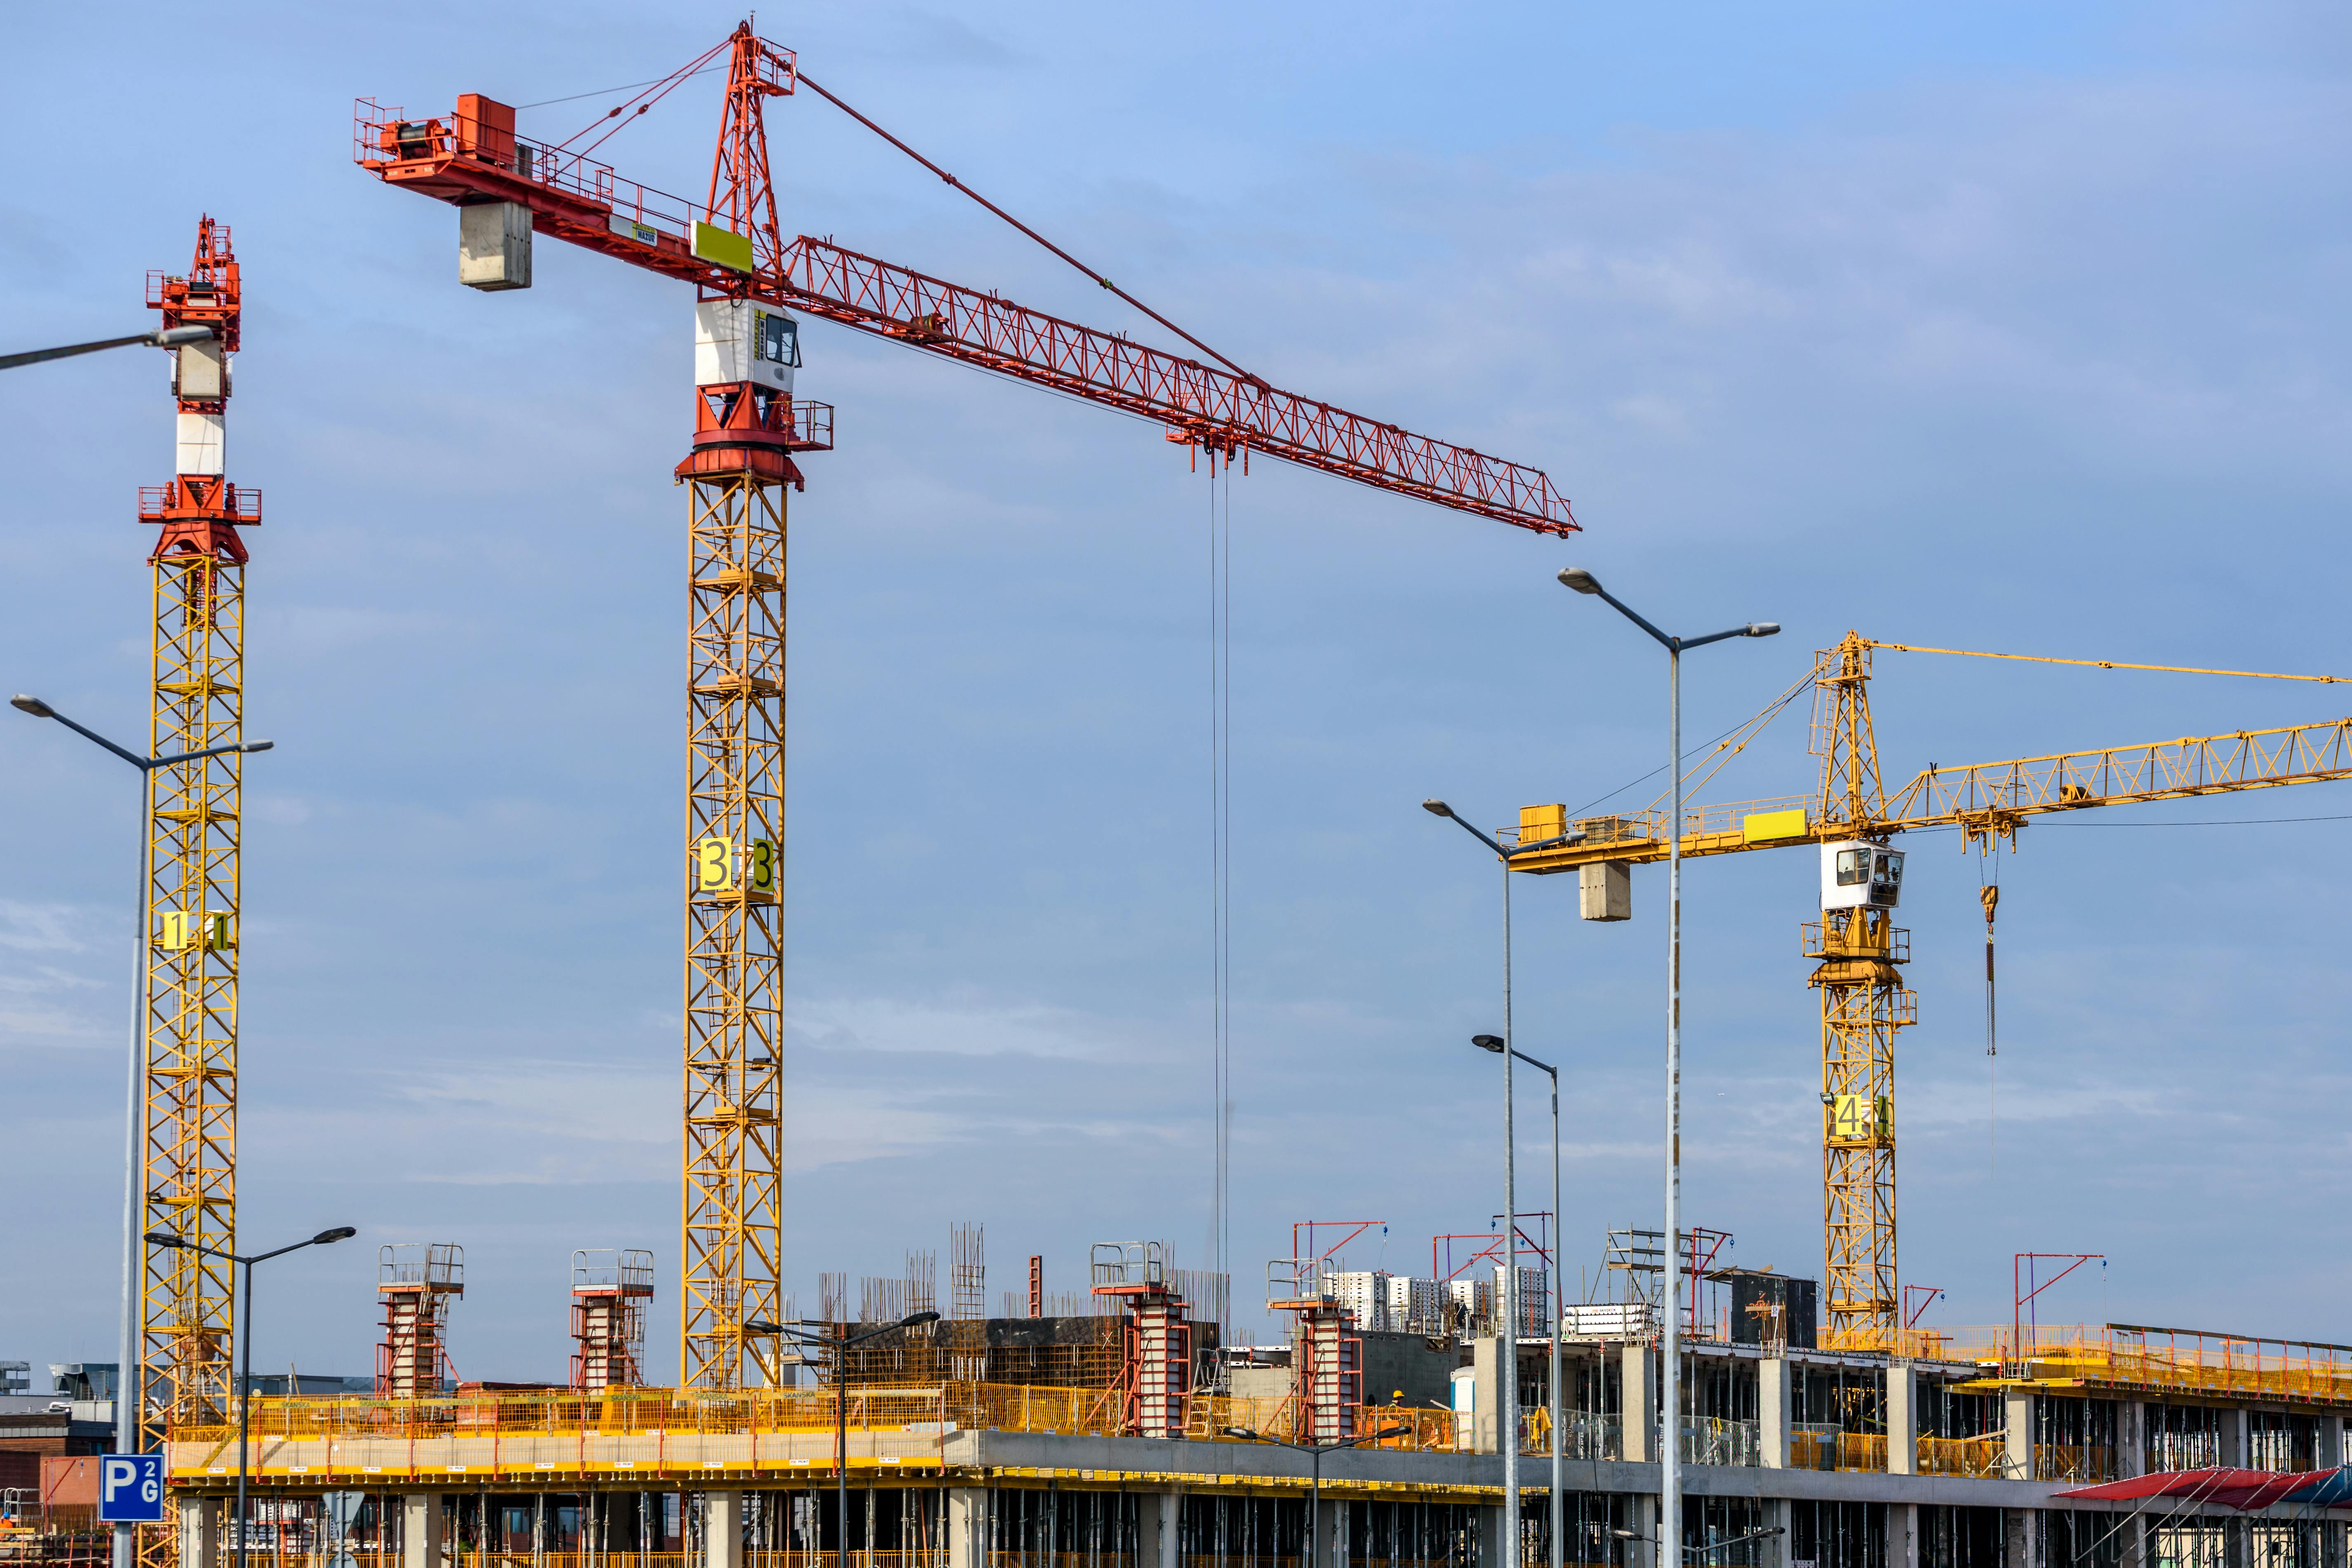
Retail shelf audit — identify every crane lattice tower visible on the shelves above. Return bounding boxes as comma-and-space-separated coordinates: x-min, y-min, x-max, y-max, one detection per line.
137, 215, 255, 1451
1810, 634, 1908, 1350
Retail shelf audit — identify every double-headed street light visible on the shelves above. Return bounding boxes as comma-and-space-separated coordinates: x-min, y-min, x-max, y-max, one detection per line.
146, 1227, 356, 1568
1475, 1034, 1564, 1568
1422, 798, 1581, 1555
1556, 569, 1776, 1568
1221, 1424, 1411, 1568
15, 695, 274, 1568
745, 1311, 941, 1568
0, 324, 215, 373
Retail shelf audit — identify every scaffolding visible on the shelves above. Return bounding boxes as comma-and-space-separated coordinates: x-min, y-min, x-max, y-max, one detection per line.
377, 1244, 463, 1397
1091, 1242, 1191, 1439
570, 1250, 653, 1392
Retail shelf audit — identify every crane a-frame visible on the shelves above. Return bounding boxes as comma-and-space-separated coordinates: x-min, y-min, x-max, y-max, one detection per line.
357, 23, 1575, 1390
1508, 631, 2352, 1352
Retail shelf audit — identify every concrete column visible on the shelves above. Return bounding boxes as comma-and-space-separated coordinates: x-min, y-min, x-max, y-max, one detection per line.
2117, 1515, 2147, 1568
1313, 1496, 1343, 1568
2121, 1402, 2146, 1479
399, 1496, 442, 1568
1475, 1504, 1509, 1568
1621, 1344, 1657, 1464
946, 1488, 988, 1568
2005, 1390, 2036, 1480
2223, 1409, 2249, 1470
1473, 1337, 1505, 1455
1884, 1502, 1917, 1568
2318, 1415, 2345, 1471
1132, 1491, 1179, 1568
1760, 1500, 1790, 1568
704, 1493, 744, 1568
2005, 1508, 2036, 1568
1885, 1366, 1917, 1476
1759, 1357, 1792, 1469
177, 1496, 221, 1568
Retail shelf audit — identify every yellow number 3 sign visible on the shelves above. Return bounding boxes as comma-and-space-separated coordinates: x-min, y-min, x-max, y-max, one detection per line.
697, 837, 777, 894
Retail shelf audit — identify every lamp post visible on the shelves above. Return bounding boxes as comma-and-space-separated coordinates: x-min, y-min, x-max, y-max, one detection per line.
14, 695, 274, 1568
1475, 1036, 1563, 1568
1421, 800, 1582, 1564
0, 324, 214, 373
746, 1312, 940, 1568
1554, 570, 1777, 1568
145, 1227, 356, 1568
1221, 1425, 1411, 1568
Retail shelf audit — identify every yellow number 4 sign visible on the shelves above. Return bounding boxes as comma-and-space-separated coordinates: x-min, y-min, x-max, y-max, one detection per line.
1830, 1094, 1890, 1141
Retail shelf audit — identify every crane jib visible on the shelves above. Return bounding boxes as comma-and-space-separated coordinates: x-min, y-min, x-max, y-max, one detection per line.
354, 103, 1575, 536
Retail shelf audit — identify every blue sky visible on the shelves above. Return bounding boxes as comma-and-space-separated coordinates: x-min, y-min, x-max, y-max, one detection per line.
7, 1, 2352, 1382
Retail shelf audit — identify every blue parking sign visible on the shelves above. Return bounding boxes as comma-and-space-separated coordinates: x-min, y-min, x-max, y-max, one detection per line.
98, 1454, 164, 1523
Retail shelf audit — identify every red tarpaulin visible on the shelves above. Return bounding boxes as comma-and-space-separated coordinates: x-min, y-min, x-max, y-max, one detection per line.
2056, 1470, 2350, 1512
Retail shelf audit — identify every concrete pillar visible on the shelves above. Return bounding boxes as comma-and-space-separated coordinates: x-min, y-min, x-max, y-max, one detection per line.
399, 1496, 442, 1568
2223, 1409, 2249, 1470
1621, 1343, 1657, 1464
2117, 1515, 2147, 1568
704, 1493, 744, 1568
1885, 1502, 1916, 1568
1759, 1357, 1792, 1469
177, 1496, 221, 1568
2318, 1415, 2345, 1471
1313, 1495, 1343, 1568
2005, 1509, 2036, 1568
1886, 1365, 1917, 1476
2121, 1401, 2146, 1479
1133, 1492, 1180, 1568
2005, 1390, 2036, 1480
946, 1488, 988, 1568
1475, 1504, 1509, 1568
1760, 1500, 1791, 1568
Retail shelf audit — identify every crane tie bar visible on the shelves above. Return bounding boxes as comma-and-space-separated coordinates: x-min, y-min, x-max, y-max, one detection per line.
794, 70, 1265, 388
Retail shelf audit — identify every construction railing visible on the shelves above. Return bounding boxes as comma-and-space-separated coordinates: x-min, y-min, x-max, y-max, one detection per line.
1936, 1324, 2352, 1403
1915, 1436, 2005, 1479
2034, 1443, 2117, 1484
1787, 1425, 1884, 1473
1678, 1418, 1760, 1468
171, 1385, 1461, 1455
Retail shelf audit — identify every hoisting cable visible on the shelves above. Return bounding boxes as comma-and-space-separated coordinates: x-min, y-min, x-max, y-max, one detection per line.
794, 71, 1265, 387
1980, 877, 1998, 1177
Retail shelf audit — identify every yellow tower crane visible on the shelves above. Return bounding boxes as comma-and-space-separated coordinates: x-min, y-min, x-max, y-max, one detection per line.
1509, 630, 2352, 1351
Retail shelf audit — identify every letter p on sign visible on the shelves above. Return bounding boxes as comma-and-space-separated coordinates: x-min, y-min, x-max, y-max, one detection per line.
99, 1454, 165, 1523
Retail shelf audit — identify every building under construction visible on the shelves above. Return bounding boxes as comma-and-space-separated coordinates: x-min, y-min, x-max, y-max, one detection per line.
71, 21, 2352, 1568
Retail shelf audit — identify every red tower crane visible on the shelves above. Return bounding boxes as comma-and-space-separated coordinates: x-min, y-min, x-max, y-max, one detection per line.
356, 22, 1577, 1392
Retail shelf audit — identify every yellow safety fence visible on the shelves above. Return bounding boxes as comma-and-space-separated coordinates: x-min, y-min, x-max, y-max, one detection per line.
167, 1385, 1463, 1475
1935, 1325, 2352, 1402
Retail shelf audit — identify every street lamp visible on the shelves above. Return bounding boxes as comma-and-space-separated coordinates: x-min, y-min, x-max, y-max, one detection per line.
1421, 799, 1581, 1554
0, 324, 215, 373
745, 1311, 940, 1568
1555, 569, 1777, 1568
1221, 1425, 1411, 1568
15, 695, 274, 1568
145, 1226, 356, 1568
1475, 1035, 1564, 1568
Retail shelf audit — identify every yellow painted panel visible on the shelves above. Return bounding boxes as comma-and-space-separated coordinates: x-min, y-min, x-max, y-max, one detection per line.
1519, 803, 1567, 843
1743, 807, 1808, 842
692, 221, 756, 273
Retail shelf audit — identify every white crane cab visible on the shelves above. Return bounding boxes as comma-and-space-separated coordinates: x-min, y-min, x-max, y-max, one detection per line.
693, 298, 800, 394
1821, 842, 1904, 910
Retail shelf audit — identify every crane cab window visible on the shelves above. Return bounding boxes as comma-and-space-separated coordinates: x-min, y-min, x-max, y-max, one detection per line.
756, 310, 800, 368
1835, 847, 1872, 887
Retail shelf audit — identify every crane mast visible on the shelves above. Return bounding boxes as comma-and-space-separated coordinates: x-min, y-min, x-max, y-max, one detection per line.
138, 216, 255, 1446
